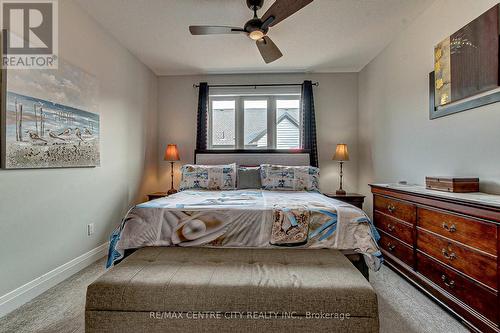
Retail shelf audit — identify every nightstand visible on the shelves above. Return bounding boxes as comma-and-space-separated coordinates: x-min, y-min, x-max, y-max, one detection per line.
323, 193, 365, 209
147, 192, 167, 201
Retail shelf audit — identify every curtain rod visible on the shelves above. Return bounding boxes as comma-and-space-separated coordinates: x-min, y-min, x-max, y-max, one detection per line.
192, 82, 319, 88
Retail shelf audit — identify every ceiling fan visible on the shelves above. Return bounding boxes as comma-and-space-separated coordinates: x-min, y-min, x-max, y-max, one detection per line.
189, 0, 314, 64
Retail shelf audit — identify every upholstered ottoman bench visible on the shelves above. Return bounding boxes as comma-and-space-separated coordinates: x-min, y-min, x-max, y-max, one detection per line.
86, 247, 379, 333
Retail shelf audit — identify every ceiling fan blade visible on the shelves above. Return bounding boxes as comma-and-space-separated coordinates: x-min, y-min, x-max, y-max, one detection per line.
261, 0, 313, 29
256, 36, 283, 64
189, 26, 245, 35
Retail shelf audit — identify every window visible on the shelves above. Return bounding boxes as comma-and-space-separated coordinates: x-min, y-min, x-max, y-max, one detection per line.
244, 99, 267, 148
276, 99, 300, 149
208, 92, 302, 150
211, 99, 235, 148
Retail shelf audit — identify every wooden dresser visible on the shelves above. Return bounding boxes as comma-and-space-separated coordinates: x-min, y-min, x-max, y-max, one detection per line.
370, 184, 499, 333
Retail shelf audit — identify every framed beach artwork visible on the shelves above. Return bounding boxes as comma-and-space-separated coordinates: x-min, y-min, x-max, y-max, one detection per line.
1, 59, 100, 169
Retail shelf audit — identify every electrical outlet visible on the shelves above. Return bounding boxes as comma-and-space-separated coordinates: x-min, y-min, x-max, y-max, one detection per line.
87, 223, 95, 236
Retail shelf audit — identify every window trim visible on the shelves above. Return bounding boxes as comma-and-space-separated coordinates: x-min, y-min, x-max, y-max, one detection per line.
208, 94, 302, 150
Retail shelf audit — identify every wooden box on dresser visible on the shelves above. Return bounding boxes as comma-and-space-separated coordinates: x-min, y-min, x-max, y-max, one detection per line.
370, 184, 499, 333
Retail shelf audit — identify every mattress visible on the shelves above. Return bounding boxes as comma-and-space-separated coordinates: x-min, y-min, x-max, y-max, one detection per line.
107, 190, 382, 270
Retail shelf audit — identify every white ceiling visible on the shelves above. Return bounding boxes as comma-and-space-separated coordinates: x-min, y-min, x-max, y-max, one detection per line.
77, 0, 434, 76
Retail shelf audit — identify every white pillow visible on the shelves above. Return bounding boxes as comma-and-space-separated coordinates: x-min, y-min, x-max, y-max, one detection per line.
260, 164, 320, 191
180, 163, 237, 191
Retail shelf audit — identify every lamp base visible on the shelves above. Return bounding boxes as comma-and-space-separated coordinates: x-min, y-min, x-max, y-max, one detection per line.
335, 189, 347, 195
167, 188, 178, 195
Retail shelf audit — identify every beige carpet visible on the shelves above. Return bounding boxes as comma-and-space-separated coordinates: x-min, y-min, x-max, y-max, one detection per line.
0, 257, 468, 333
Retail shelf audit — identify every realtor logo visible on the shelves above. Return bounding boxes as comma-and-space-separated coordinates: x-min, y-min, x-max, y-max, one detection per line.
1, 0, 58, 69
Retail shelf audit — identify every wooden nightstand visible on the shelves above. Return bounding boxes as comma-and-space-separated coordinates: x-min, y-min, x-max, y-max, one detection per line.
147, 192, 167, 201
323, 193, 365, 209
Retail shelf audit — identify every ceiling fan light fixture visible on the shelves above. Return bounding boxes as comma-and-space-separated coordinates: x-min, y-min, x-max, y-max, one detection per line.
188, 0, 314, 63
249, 30, 265, 40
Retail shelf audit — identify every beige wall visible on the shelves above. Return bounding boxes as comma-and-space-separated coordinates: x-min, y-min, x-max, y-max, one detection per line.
358, 0, 500, 217
0, 0, 158, 296
157, 73, 359, 195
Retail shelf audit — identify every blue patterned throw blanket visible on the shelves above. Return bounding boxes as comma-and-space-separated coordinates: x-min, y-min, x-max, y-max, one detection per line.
107, 190, 383, 270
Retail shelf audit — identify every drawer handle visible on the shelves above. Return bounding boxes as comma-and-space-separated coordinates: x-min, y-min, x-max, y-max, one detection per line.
387, 243, 396, 252
442, 245, 457, 261
442, 222, 457, 233
441, 274, 455, 289
387, 204, 396, 213
387, 224, 395, 232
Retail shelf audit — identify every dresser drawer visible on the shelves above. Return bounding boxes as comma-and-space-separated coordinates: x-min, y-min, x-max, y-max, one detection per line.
374, 211, 413, 245
374, 195, 416, 224
417, 229, 497, 290
417, 207, 497, 255
378, 229, 414, 267
417, 253, 497, 323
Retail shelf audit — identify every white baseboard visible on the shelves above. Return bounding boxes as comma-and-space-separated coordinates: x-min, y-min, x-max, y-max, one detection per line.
0, 242, 109, 318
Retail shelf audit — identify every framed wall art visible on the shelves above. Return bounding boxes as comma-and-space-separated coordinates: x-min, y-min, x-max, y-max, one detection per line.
1, 59, 100, 169
430, 4, 500, 119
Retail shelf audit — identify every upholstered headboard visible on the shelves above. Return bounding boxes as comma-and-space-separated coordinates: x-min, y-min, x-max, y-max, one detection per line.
194, 150, 311, 166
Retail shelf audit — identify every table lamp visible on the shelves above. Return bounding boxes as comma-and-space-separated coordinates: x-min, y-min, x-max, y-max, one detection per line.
164, 144, 180, 195
332, 143, 349, 195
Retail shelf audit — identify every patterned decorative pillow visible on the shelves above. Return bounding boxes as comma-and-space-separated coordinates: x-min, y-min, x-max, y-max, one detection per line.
260, 164, 320, 192
180, 163, 237, 191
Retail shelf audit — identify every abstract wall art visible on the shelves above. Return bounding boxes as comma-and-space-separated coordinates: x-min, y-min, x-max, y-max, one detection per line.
430, 4, 500, 119
1, 59, 100, 169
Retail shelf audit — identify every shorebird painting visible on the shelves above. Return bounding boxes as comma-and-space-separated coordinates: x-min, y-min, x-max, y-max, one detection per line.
3, 59, 100, 169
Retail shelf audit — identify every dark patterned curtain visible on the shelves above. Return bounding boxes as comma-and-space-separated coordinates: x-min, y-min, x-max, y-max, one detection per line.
196, 82, 209, 150
302, 80, 319, 167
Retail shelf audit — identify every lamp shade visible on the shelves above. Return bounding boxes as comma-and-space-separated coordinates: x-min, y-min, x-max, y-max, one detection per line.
332, 144, 349, 161
164, 144, 180, 161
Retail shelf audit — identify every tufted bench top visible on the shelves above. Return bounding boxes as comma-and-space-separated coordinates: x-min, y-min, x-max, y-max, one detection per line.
86, 247, 378, 319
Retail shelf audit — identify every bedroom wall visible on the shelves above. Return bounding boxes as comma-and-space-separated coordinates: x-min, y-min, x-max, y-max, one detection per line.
157, 73, 359, 195
358, 0, 500, 217
0, 0, 158, 299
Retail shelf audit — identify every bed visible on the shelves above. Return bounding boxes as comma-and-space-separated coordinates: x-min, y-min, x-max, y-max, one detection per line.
90, 152, 382, 332
106, 151, 383, 274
